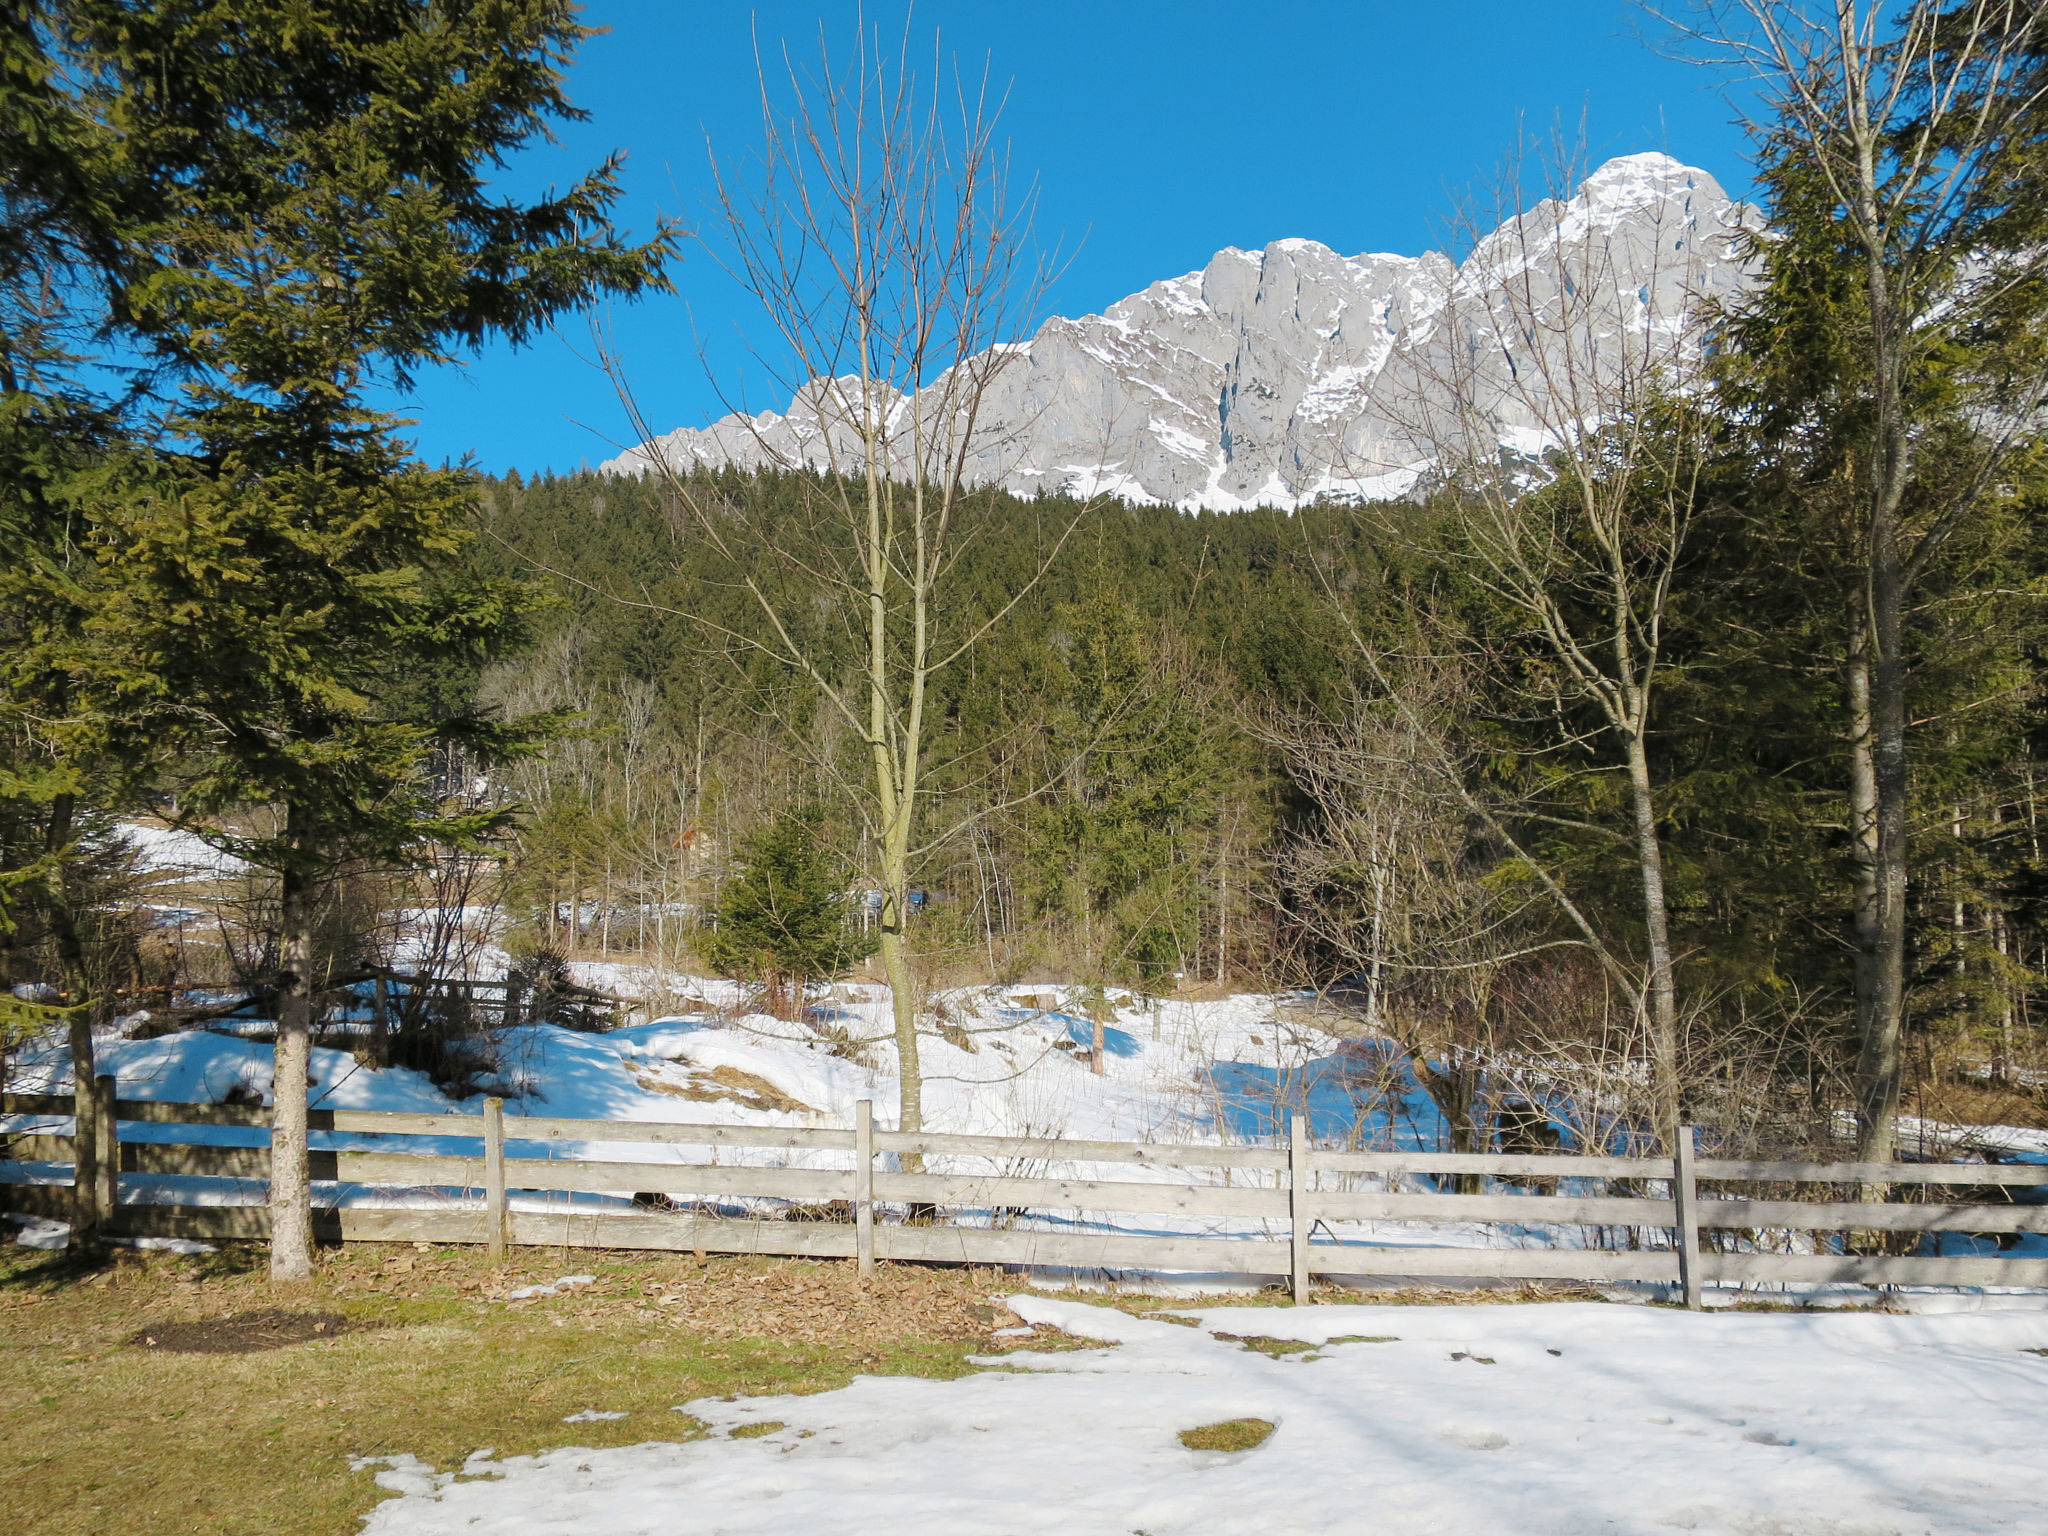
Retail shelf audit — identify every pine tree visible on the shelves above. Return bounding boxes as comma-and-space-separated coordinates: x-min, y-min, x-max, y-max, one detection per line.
1020, 588, 1217, 986
43, 0, 673, 1278
707, 809, 874, 1017
0, 0, 141, 1235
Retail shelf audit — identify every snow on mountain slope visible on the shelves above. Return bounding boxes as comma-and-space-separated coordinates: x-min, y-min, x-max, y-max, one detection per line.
604, 153, 1760, 511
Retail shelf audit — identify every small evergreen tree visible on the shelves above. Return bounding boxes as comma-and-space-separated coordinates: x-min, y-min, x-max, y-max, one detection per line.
707, 809, 874, 1016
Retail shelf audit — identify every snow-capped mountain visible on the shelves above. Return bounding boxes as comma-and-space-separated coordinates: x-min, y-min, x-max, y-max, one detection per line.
603, 154, 1760, 511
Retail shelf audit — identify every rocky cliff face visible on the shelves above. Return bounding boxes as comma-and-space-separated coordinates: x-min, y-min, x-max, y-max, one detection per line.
604, 154, 1759, 510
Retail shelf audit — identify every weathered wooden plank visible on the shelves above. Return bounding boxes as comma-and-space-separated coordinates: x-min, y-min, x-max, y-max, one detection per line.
871, 1170, 1286, 1219
336, 1153, 487, 1187
483, 1097, 506, 1262
1675, 1126, 1702, 1311
507, 1161, 848, 1202
1311, 1149, 1672, 1179
493, 1116, 855, 1152
90, 1076, 117, 1220
1697, 1199, 2048, 1234
1289, 1114, 1310, 1302
1306, 1244, 1681, 1283
105, 1205, 494, 1244
8, 1097, 273, 1128
117, 1100, 272, 1127
120, 1143, 276, 1179
504, 1210, 860, 1258
329, 1208, 497, 1244
5, 1135, 72, 1161
874, 1130, 1288, 1171
108, 1203, 272, 1240
1, 1093, 72, 1116
336, 1153, 852, 1204
1694, 1158, 2048, 1186
854, 1099, 875, 1278
1701, 1251, 2048, 1286
874, 1224, 1291, 1274
324, 1111, 484, 1136
1312, 1191, 1676, 1226
84, 1199, 2048, 1287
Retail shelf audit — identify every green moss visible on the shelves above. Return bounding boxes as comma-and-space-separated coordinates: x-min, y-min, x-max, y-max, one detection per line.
1178, 1417, 1275, 1453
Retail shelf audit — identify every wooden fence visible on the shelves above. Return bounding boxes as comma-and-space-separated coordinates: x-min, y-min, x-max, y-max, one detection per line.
6, 1087, 2048, 1307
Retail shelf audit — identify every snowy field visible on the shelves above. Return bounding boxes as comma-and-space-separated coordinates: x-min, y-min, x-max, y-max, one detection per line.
354, 1294, 2048, 1535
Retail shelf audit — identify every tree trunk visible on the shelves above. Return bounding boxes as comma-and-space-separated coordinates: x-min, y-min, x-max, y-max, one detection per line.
1623, 732, 1681, 1148
1856, 539, 1912, 1165
369, 975, 390, 1069
42, 792, 101, 1241
1415, 1054, 1482, 1194
270, 810, 316, 1281
879, 889, 922, 1135
1846, 630, 1883, 1103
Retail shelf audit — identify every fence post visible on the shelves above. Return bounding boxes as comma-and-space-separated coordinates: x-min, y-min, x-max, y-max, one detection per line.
1289, 1113, 1311, 1303
854, 1099, 875, 1278
93, 1073, 119, 1224
1673, 1123, 1701, 1311
483, 1096, 507, 1261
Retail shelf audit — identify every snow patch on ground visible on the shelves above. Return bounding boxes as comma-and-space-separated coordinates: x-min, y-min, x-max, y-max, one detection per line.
353, 1296, 2048, 1535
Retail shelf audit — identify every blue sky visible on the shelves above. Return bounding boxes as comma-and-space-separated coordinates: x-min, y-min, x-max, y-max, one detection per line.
380, 1, 1756, 475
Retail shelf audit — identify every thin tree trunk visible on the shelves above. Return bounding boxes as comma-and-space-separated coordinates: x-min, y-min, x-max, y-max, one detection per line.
1846, 631, 1882, 1106
1856, 518, 1912, 1165
43, 792, 100, 1241
270, 806, 316, 1281
1624, 732, 1681, 1146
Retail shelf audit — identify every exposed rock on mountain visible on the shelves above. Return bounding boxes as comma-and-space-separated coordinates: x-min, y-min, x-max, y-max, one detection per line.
604, 154, 1759, 510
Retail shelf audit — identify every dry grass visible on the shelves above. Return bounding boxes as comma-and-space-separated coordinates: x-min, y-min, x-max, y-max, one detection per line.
628, 1062, 817, 1114
1912, 1069, 2048, 1133
0, 1240, 1072, 1536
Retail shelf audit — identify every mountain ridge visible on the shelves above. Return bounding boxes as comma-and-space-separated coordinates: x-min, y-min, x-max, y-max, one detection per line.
604, 153, 1760, 510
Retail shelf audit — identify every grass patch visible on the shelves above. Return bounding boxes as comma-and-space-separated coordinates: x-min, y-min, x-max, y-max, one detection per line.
0, 1239, 1036, 1536
1178, 1417, 1275, 1453
728, 1420, 786, 1438
1210, 1333, 1314, 1358
1208, 1331, 1399, 1358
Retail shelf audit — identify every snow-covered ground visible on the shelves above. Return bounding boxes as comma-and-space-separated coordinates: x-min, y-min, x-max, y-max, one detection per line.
353, 1294, 2048, 1535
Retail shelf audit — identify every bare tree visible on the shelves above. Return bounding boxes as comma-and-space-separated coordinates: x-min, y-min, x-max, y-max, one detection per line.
603, 22, 1084, 1141
1385, 145, 1734, 1144
1673, 0, 2048, 1161
1266, 660, 1618, 1159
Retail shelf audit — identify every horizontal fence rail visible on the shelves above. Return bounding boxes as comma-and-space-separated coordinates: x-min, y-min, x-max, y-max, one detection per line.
7, 1091, 2048, 1305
